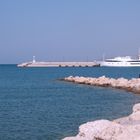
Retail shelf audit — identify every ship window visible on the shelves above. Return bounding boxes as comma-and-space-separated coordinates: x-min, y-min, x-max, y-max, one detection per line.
105, 60, 121, 62
128, 61, 140, 62
130, 63, 140, 65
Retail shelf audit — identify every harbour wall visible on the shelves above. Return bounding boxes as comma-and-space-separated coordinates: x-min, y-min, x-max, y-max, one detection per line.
18, 61, 100, 67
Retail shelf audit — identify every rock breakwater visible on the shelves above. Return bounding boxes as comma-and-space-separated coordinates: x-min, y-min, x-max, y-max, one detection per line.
64, 76, 140, 94
63, 103, 140, 140
62, 76, 140, 140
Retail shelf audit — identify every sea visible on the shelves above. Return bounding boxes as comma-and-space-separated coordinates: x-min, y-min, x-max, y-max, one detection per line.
0, 65, 140, 140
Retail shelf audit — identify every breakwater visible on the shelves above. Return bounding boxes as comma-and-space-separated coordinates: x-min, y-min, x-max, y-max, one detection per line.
17, 61, 100, 67
63, 76, 140, 140
64, 76, 140, 94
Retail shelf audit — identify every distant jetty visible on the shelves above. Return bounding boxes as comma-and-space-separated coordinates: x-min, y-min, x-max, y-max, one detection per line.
64, 76, 140, 94
17, 61, 100, 67
17, 56, 100, 67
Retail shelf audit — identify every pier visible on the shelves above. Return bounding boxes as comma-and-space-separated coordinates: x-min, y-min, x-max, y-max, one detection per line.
17, 56, 100, 67
17, 61, 100, 67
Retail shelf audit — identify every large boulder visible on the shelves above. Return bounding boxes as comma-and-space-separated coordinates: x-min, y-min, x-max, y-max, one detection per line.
63, 104, 140, 140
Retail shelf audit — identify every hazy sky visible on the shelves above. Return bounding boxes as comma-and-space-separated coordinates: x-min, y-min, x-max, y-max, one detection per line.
0, 0, 140, 63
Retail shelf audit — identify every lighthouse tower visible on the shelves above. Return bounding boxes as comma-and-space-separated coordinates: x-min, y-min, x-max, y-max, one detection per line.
33, 56, 36, 63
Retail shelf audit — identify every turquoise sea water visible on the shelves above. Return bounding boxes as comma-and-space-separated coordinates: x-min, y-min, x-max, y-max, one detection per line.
0, 65, 140, 140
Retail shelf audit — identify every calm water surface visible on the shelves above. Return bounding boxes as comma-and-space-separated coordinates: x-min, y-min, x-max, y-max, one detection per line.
0, 65, 140, 140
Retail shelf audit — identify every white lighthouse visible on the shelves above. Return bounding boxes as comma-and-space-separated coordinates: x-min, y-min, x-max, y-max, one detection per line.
33, 56, 36, 63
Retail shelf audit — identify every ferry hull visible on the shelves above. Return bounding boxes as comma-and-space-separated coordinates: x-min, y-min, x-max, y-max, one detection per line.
101, 62, 140, 67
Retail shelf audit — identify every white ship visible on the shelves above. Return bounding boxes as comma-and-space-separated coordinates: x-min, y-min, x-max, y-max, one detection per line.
101, 55, 140, 67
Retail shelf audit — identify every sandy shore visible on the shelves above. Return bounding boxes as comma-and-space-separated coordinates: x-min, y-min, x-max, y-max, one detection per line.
62, 76, 140, 140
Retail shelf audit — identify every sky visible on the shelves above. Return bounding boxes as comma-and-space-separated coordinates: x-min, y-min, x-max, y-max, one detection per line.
0, 0, 140, 63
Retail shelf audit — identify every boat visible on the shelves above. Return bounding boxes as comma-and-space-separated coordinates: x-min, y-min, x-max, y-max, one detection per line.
101, 55, 140, 67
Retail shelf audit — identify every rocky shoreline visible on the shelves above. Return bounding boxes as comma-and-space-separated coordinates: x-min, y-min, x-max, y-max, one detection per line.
63, 103, 140, 140
62, 76, 140, 140
64, 76, 140, 94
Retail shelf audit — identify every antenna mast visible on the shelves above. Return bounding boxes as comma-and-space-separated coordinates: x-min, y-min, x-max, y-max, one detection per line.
102, 53, 105, 61
138, 48, 140, 60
